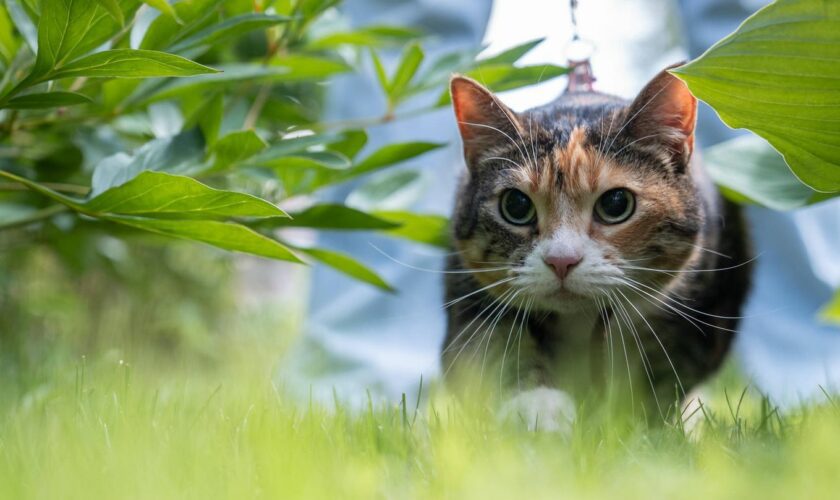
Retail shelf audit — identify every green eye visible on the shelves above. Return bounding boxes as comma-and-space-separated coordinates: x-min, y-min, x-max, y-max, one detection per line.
595, 188, 635, 224
500, 189, 536, 225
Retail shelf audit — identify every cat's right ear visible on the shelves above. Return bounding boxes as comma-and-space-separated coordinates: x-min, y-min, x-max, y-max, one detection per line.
450, 76, 523, 167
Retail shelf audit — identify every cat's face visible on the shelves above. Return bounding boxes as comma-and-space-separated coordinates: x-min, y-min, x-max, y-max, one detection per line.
450, 68, 704, 313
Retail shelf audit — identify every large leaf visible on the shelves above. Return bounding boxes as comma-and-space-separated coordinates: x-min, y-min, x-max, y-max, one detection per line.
671, 0, 840, 192
133, 64, 292, 104
0, 169, 299, 262
256, 204, 398, 230
45, 49, 218, 81
169, 13, 289, 53
373, 211, 449, 248
140, 0, 223, 50
29, 0, 140, 80
91, 129, 205, 194
4, 91, 91, 109
295, 246, 393, 291
348, 142, 443, 178
704, 135, 837, 210
110, 216, 301, 262
211, 130, 268, 170
85, 171, 287, 218
388, 42, 424, 100
307, 25, 419, 49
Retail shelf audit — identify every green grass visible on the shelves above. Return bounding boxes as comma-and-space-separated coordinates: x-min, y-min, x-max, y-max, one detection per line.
2, 340, 840, 500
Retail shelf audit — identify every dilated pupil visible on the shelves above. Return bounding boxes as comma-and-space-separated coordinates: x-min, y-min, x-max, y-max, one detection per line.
600, 189, 628, 217
505, 190, 532, 220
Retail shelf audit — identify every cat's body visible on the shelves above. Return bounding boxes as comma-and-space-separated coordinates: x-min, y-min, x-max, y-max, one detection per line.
442, 69, 751, 426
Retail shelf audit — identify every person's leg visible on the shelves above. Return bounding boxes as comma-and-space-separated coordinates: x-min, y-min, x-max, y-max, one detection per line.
280, 0, 493, 407
677, 0, 840, 404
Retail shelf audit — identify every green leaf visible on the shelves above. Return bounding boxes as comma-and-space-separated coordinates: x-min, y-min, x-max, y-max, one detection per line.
369, 49, 388, 95
169, 13, 289, 53
45, 49, 218, 81
270, 55, 350, 81
4, 91, 92, 109
671, 0, 840, 192
92, 129, 205, 194
349, 142, 444, 178
85, 171, 286, 218
211, 130, 268, 170
820, 289, 840, 326
388, 42, 424, 99
307, 25, 419, 49
133, 64, 292, 104
373, 210, 449, 248
296, 246, 393, 291
436, 63, 568, 106
4, 0, 37, 53
140, 0, 223, 50
198, 94, 223, 147
109, 216, 301, 262
97, 0, 124, 25
705, 135, 837, 210
346, 170, 424, 211
329, 130, 368, 160
28, 0, 141, 81
0, 169, 300, 262
479, 38, 544, 65
259, 204, 398, 230
144, 0, 179, 20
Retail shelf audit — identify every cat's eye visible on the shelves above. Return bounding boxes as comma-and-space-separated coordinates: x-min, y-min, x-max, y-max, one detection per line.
595, 188, 635, 224
500, 189, 536, 225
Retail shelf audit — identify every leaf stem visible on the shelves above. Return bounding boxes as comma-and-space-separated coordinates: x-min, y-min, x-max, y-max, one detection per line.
0, 204, 69, 231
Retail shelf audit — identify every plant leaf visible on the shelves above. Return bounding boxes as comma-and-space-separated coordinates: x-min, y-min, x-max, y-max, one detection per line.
296, 246, 393, 291
97, 0, 124, 25
820, 289, 840, 326
46, 49, 218, 81
671, 0, 840, 192
704, 135, 837, 210
144, 0, 179, 20
257, 204, 398, 230
211, 130, 268, 170
373, 211, 449, 248
436, 63, 568, 106
108, 216, 301, 262
169, 13, 288, 52
388, 42, 424, 100
348, 142, 444, 178
4, 91, 92, 109
85, 171, 286, 218
28, 0, 141, 81
479, 38, 544, 65
198, 94, 224, 147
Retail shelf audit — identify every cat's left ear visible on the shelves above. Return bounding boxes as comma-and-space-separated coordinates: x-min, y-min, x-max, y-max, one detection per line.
624, 64, 697, 163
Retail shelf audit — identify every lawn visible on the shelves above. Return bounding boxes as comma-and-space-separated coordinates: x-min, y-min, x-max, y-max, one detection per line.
2, 324, 838, 500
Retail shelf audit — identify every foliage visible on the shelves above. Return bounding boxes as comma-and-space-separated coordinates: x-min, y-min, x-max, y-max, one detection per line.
673, 0, 840, 196
2, 350, 840, 498
0, 0, 565, 292
673, 0, 840, 322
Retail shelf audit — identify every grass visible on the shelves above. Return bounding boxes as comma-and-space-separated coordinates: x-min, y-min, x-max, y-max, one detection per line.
1, 250, 839, 499
2, 339, 840, 500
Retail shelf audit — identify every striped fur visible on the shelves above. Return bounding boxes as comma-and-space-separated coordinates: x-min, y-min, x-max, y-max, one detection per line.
443, 68, 751, 419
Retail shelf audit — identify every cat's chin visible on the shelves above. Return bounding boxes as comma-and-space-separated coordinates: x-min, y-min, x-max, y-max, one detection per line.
533, 289, 596, 313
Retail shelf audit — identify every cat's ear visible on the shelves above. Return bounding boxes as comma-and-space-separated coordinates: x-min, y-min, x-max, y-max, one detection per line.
450, 75, 523, 167
624, 64, 697, 163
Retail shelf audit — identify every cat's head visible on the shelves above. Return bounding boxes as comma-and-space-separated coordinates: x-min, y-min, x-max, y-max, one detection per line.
449, 66, 705, 312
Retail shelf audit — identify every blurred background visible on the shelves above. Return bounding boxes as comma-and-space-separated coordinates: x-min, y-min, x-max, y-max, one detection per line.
2, 0, 838, 409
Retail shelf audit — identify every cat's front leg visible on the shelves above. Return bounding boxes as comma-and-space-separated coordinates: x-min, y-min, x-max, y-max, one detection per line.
499, 386, 576, 434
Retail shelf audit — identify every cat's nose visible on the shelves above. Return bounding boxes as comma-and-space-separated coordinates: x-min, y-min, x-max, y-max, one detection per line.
543, 255, 582, 280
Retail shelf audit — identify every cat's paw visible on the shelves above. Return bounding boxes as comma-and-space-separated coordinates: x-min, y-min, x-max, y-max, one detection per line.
500, 387, 576, 434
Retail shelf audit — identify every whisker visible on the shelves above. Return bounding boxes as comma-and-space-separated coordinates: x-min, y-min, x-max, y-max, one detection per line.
618, 254, 758, 274
442, 276, 516, 310
370, 244, 512, 276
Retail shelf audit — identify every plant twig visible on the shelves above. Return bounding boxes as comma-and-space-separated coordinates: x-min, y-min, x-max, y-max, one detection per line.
0, 204, 69, 231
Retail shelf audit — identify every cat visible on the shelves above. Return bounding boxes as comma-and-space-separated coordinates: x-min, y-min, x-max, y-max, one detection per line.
442, 66, 751, 431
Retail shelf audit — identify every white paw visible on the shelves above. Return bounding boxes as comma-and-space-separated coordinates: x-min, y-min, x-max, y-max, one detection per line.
500, 387, 576, 434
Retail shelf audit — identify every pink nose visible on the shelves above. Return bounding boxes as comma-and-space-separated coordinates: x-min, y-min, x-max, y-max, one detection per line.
543, 255, 582, 280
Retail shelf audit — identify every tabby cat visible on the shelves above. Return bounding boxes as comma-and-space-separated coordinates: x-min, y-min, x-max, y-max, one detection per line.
442, 66, 751, 430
